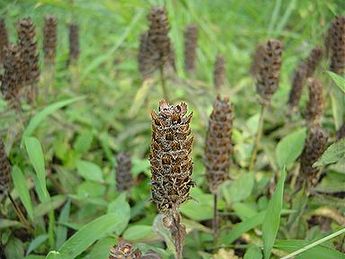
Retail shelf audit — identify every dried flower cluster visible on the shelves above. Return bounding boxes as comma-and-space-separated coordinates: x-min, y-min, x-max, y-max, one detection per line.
205, 96, 233, 193
305, 78, 324, 125
304, 47, 323, 77
213, 55, 226, 91
43, 15, 57, 66
250, 43, 265, 77
0, 140, 11, 197
138, 32, 157, 79
116, 152, 133, 192
300, 126, 328, 188
68, 23, 80, 65
184, 24, 198, 73
255, 39, 283, 104
0, 18, 9, 65
327, 16, 345, 75
109, 240, 141, 259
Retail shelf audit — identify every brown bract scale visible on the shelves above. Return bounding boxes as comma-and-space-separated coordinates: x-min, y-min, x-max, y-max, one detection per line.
150, 100, 194, 213
328, 16, 345, 75
305, 78, 324, 126
255, 39, 283, 105
300, 126, 328, 188
0, 18, 9, 65
205, 95, 233, 193
0, 140, 11, 197
43, 15, 57, 66
213, 55, 226, 91
116, 152, 133, 192
109, 240, 141, 259
184, 24, 198, 73
68, 23, 79, 65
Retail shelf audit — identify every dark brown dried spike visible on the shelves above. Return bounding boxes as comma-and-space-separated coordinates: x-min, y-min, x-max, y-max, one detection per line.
0, 18, 9, 65
300, 126, 328, 188
0, 139, 11, 197
205, 95, 233, 193
305, 47, 323, 78
109, 240, 141, 259
138, 31, 158, 79
184, 24, 198, 73
43, 15, 57, 66
150, 100, 194, 214
68, 23, 80, 66
213, 55, 226, 91
305, 78, 324, 126
336, 123, 345, 140
288, 62, 307, 109
250, 43, 265, 77
116, 152, 133, 192
328, 16, 345, 75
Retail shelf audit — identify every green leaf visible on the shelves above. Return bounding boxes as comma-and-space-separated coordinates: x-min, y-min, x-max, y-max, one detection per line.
73, 130, 93, 154
262, 168, 287, 259
0, 219, 23, 229
25, 137, 49, 202
107, 193, 130, 235
123, 225, 156, 241
11, 166, 34, 220
58, 213, 126, 258
5, 237, 24, 259
222, 173, 255, 204
244, 245, 263, 259
84, 237, 115, 259
77, 181, 106, 198
327, 71, 345, 93
276, 128, 306, 169
314, 138, 345, 167
56, 200, 71, 249
22, 96, 85, 140
34, 195, 66, 218
26, 234, 48, 255
330, 85, 344, 129
76, 160, 104, 182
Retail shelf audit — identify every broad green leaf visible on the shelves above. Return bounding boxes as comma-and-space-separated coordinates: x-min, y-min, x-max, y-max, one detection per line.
330, 86, 344, 129
77, 181, 106, 198
5, 237, 24, 259
123, 225, 156, 241
262, 168, 287, 259
73, 130, 93, 154
222, 173, 255, 204
276, 128, 306, 169
22, 96, 85, 140
244, 245, 263, 259
56, 200, 71, 249
45, 251, 61, 259
26, 234, 48, 255
232, 202, 257, 220
84, 237, 115, 259
25, 137, 49, 202
58, 213, 126, 258
327, 71, 345, 93
107, 193, 130, 235
34, 195, 66, 218
314, 138, 345, 167
76, 160, 104, 182
11, 166, 34, 220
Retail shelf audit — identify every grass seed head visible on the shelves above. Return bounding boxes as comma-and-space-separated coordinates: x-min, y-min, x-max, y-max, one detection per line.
138, 31, 158, 79
116, 152, 133, 192
68, 23, 80, 65
43, 15, 57, 66
150, 100, 194, 214
184, 24, 198, 73
0, 18, 9, 65
0, 139, 11, 197
213, 55, 226, 91
305, 78, 324, 126
288, 62, 307, 110
328, 16, 345, 75
305, 47, 323, 78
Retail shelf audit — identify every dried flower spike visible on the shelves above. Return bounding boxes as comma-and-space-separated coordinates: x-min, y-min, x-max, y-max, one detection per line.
0, 18, 9, 65
116, 152, 133, 192
138, 32, 157, 79
300, 126, 328, 188
255, 39, 283, 104
213, 55, 226, 92
184, 24, 198, 73
0, 139, 11, 197
68, 23, 80, 66
250, 43, 265, 77
150, 100, 194, 213
205, 95, 233, 193
43, 15, 57, 66
328, 16, 345, 75
305, 78, 324, 126
109, 240, 141, 259
305, 47, 323, 78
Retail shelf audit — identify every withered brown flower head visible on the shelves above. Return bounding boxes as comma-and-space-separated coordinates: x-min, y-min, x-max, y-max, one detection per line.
288, 62, 307, 110
68, 23, 79, 65
327, 16, 345, 75
205, 95, 233, 193
336, 123, 345, 140
184, 24, 198, 73
213, 55, 226, 91
255, 39, 283, 104
150, 100, 194, 213
250, 43, 265, 77
43, 15, 57, 66
305, 47, 323, 78
138, 31, 158, 79
147, 6, 171, 67
109, 240, 141, 259
300, 125, 328, 188
305, 78, 324, 126
17, 17, 40, 86
0, 44, 23, 109
116, 152, 133, 192
0, 139, 11, 197
0, 18, 9, 65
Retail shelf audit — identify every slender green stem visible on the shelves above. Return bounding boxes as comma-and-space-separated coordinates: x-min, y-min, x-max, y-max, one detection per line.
8, 193, 33, 232
213, 193, 219, 243
281, 227, 345, 259
160, 65, 169, 101
249, 104, 266, 172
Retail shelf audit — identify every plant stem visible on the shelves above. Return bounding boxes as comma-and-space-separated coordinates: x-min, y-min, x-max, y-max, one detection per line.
159, 65, 169, 101
8, 193, 33, 232
249, 104, 266, 172
213, 193, 219, 242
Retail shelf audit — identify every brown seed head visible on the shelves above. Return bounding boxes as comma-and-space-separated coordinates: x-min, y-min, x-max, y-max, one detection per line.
184, 24, 198, 73
213, 55, 226, 92
305, 47, 323, 78
300, 125, 328, 188
205, 95, 233, 193
255, 39, 283, 105
116, 152, 133, 192
0, 139, 11, 197
250, 43, 265, 77
150, 100, 194, 213
138, 31, 158, 79
327, 16, 345, 74
305, 78, 324, 126
43, 15, 57, 66
288, 62, 307, 110
109, 240, 141, 259
68, 23, 79, 65
0, 18, 9, 65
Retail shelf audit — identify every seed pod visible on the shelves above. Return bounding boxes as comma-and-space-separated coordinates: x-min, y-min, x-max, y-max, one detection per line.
184, 24, 198, 73
0, 18, 9, 65
213, 55, 226, 92
150, 100, 194, 213
116, 152, 133, 192
43, 15, 57, 66
138, 32, 158, 79
300, 126, 328, 188
336, 123, 345, 140
205, 95, 233, 193
147, 7, 171, 68
68, 23, 79, 66
288, 62, 307, 109
0, 139, 11, 197
328, 16, 345, 75
305, 78, 324, 126
305, 47, 323, 78
109, 240, 141, 259
255, 39, 283, 105
0, 44, 23, 109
